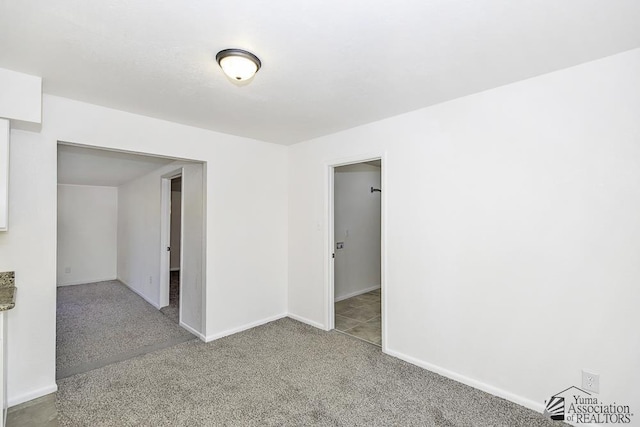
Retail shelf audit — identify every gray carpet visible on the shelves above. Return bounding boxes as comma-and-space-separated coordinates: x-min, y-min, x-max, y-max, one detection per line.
56, 280, 195, 379
56, 318, 559, 426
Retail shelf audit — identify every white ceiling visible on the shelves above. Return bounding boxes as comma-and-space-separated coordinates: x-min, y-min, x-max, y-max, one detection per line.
58, 144, 174, 186
2, 1, 640, 145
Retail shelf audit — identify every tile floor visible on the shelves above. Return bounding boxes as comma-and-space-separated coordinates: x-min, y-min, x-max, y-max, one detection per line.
334, 288, 381, 346
6, 393, 57, 427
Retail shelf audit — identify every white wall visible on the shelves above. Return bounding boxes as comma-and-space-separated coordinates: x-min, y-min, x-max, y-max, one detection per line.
170, 181, 181, 270
117, 161, 205, 335
0, 92, 288, 406
334, 163, 381, 300
289, 49, 640, 413
57, 184, 118, 286
117, 167, 164, 307
0, 129, 57, 405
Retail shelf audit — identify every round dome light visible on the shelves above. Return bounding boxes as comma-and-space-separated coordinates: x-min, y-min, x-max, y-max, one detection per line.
216, 49, 261, 82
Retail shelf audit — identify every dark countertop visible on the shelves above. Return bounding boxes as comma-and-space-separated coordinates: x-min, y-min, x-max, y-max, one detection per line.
0, 286, 16, 311
0, 271, 16, 311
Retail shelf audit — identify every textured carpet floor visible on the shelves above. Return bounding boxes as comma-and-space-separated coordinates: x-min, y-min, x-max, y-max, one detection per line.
56, 280, 194, 378
57, 318, 559, 426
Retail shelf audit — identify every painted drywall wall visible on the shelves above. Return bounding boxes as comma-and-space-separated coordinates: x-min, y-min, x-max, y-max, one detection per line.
0, 129, 57, 404
0, 91, 288, 406
57, 184, 118, 286
170, 180, 181, 270
117, 161, 205, 335
334, 163, 381, 300
116, 167, 164, 308
288, 48, 640, 413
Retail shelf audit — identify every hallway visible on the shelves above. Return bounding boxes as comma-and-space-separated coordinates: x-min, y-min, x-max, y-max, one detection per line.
159, 271, 180, 324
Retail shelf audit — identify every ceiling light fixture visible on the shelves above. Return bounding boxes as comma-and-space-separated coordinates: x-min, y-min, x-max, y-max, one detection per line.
215, 48, 261, 82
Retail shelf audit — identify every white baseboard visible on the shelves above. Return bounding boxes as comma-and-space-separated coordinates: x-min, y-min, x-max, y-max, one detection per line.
287, 313, 326, 330
56, 276, 117, 287
334, 285, 381, 302
204, 313, 287, 342
179, 321, 206, 341
384, 348, 544, 414
8, 383, 58, 408
117, 277, 161, 309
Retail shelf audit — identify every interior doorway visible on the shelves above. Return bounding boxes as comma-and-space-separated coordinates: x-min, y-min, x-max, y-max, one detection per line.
329, 159, 383, 347
160, 176, 182, 324
55, 143, 203, 380
158, 162, 206, 338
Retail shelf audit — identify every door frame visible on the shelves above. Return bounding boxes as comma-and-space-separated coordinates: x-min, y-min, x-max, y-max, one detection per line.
325, 152, 387, 350
160, 168, 184, 319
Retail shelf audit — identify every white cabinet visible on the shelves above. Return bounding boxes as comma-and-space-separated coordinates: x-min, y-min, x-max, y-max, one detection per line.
0, 68, 41, 232
0, 118, 8, 232
0, 68, 42, 124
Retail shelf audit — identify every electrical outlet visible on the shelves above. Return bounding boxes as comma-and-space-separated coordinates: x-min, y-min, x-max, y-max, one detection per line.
582, 370, 600, 394
149, 276, 153, 284
65, 267, 71, 274
336, 242, 344, 249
